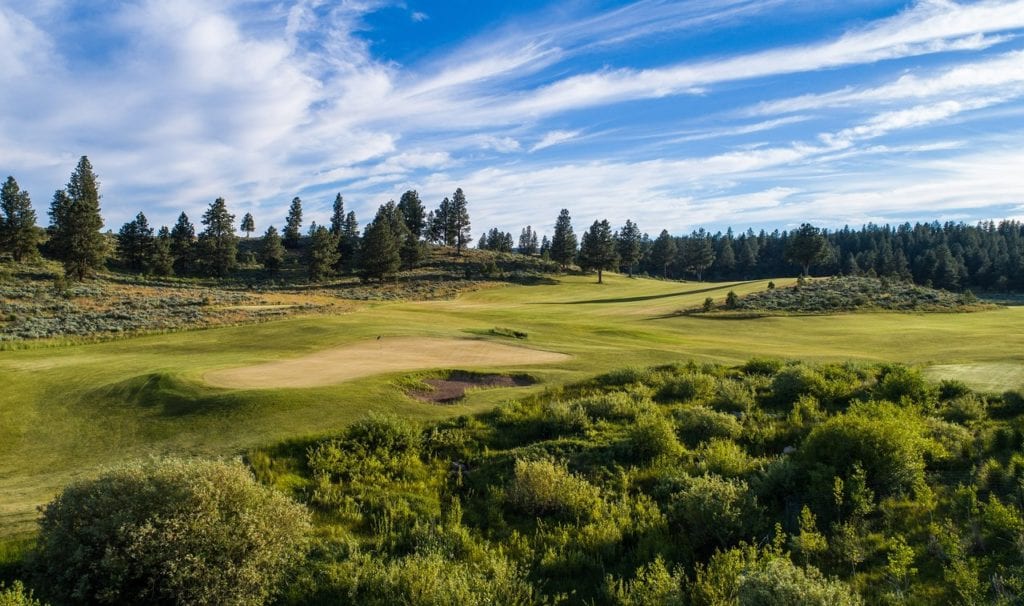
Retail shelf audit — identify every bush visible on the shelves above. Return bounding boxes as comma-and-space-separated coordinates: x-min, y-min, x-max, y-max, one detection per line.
675, 406, 742, 447
737, 558, 863, 605
874, 365, 937, 406
32, 458, 310, 606
800, 401, 939, 497
0, 582, 42, 606
658, 371, 716, 402
725, 291, 739, 308
507, 459, 601, 520
606, 557, 685, 606
668, 474, 760, 549
624, 413, 683, 461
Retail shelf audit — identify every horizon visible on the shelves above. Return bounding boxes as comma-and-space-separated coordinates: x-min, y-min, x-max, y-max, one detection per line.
2, 0, 1024, 235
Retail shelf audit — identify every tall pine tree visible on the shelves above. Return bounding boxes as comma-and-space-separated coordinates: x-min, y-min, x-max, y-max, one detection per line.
550, 209, 577, 269
0, 176, 41, 261
578, 220, 618, 284
616, 219, 642, 277
283, 197, 303, 249
117, 211, 156, 272
241, 213, 255, 238
451, 188, 471, 254
260, 225, 285, 274
50, 156, 106, 280
152, 226, 174, 276
359, 206, 400, 282
329, 194, 345, 236
397, 190, 426, 239
306, 225, 340, 282
170, 212, 196, 275
198, 197, 238, 277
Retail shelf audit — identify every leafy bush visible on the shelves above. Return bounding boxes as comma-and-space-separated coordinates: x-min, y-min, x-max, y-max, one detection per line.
32, 458, 310, 605
657, 371, 716, 402
675, 406, 742, 446
737, 558, 863, 605
624, 413, 683, 461
0, 582, 42, 606
668, 474, 760, 549
606, 557, 685, 606
507, 459, 601, 520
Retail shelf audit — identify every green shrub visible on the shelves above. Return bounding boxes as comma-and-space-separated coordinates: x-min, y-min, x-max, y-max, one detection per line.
710, 379, 756, 413
696, 439, 756, 477
771, 365, 826, 407
702, 297, 714, 312
668, 474, 760, 549
308, 413, 423, 488
737, 558, 863, 605
32, 458, 310, 605
675, 406, 742, 446
658, 371, 716, 402
800, 401, 939, 497
578, 392, 655, 422
0, 582, 42, 606
624, 413, 683, 462
507, 459, 601, 520
874, 365, 937, 406
606, 557, 685, 606
743, 357, 784, 375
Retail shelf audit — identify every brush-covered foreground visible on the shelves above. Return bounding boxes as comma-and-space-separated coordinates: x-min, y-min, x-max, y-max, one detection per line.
232, 359, 1024, 604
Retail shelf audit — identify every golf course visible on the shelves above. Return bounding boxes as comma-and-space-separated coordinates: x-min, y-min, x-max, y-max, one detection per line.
2, 273, 1022, 541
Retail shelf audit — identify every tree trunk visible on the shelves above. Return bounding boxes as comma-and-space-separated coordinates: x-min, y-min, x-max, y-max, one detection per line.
597, 269, 603, 284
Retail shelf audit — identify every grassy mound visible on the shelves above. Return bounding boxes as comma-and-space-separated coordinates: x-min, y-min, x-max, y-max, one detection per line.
701, 276, 990, 314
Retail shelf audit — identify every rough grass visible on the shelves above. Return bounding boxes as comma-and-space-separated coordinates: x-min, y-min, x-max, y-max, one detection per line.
691, 275, 989, 315
2, 273, 1023, 537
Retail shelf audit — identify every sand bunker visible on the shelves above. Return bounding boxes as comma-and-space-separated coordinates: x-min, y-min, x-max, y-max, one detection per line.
409, 372, 535, 404
203, 337, 570, 389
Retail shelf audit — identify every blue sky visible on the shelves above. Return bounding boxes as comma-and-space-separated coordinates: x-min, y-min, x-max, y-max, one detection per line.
2, 0, 1024, 238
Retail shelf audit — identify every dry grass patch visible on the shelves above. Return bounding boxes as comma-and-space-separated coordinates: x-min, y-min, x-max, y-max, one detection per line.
203, 337, 570, 389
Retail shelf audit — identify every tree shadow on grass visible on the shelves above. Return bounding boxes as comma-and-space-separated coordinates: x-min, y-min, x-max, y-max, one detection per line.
533, 281, 758, 305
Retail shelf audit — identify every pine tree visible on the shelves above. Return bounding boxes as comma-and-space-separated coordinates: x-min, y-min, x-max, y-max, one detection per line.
682, 231, 716, 281
397, 190, 426, 238
540, 235, 551, 258
616, 219, 642, 277
0, 176, 41, 261
477, 232, 488, 250
651, 229, 677, 278
260, 225, 285, 274
359, 207, 400, 282
306, 225, 340, 282
198, 197, 238, 277
50, 156, 106, 280
170, 212, 196, 275
338, 211, 360, 272
713, 237, 736, 278
786, 223, 827, 276
451, 188, 471, 254
401, 230, 424, 269
117, 211, 155, 272
550, 209, 577, 269
329, 194, 345, 236
152, 226, 174, 276
241, 213, 255, 238
283, 197, 302, 248
425, 210, 439, 244
578, 220, 619, 284
518, 226, 539, 255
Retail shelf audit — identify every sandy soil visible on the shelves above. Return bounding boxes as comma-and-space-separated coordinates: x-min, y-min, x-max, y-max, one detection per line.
203, 337, 570, 389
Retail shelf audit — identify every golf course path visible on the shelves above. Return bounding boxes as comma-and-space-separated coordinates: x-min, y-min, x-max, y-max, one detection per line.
202, 336, 570, 389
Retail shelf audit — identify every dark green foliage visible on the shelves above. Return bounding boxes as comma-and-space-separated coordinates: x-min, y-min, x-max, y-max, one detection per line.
48, 157, 106, 280
397, 190, 426, 238
518, 225, 539, 255
32, 458, 310, 605
578, 219, 619, 284
240, 212, 255, 237
169, 212, 196, 274
725, 290, 739, 308
451, 188, 472, 254
116, 211, 155, 272
151, 226, 174, 276
616, 219, 642, 277
400, 230, 424, 269
550, 209, 577, 269
681, 230, 715, 281
260, 225, 285, 273
307, 225, 340, 282
284, 197, 303, 248
0, 177, 41, 262
650, 230, 676, 278
786, 223, 827, 276
338, 210, 360, 272
198, 197, 238, 277
359, 207, 401, 282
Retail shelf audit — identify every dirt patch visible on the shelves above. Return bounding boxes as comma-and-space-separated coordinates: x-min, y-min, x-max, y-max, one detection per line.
203, 337, 570, 389
410, 372, 535, 403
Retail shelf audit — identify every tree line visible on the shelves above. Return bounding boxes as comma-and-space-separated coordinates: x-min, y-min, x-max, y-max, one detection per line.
4, 156, 1024, 290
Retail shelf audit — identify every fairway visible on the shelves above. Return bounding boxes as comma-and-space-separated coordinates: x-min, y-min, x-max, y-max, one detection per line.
3, 274, 1024, 538
203, 337, 570, 388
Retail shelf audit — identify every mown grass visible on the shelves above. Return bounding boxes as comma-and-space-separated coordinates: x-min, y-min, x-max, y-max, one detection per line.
1, 273, 1022, 538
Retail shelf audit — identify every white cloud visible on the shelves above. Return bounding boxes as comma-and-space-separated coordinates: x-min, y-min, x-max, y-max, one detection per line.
530, 130, 582, 152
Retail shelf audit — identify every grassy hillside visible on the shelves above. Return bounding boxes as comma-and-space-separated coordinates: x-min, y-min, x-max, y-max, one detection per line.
2, 273, 1023, 540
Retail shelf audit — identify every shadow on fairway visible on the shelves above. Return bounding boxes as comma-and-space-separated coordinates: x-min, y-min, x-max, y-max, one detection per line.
533, 281, 758, 305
